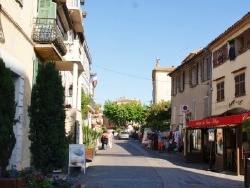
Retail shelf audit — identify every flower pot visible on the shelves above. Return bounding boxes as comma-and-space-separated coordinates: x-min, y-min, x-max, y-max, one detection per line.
0, 177, 26, 188
86, 148, 95, 161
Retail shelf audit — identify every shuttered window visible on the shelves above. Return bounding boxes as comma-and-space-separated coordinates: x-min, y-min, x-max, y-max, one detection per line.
38, 0, 57, 19
189, 63, 198, 87
243, 28, 250, 50
235, 73, 245, 97
216, 81, 224, 102
201, 57, 210, 82
213, 44, 228, 68
178, 71, 185, 92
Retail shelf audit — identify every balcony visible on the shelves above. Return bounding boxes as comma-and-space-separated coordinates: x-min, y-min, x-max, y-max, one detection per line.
67, 0, 84, 33
32, 18, 67, 61
54, 40, 84, 72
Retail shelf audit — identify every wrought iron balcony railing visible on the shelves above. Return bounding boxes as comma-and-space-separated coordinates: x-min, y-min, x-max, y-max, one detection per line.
32, 18, 67, 56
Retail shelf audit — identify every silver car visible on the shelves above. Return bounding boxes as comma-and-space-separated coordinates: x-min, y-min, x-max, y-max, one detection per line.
118, 131, 129, 140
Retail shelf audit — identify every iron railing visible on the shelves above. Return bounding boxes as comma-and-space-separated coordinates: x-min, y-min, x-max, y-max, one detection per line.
32, 18, 67, 56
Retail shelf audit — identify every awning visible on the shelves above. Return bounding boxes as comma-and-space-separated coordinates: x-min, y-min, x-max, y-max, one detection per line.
188, 112, 250, 128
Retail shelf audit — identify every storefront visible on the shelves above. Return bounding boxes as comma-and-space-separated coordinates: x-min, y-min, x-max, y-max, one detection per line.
187, 112, 250, 175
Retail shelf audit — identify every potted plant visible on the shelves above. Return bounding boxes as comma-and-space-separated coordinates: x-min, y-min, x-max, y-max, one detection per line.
82, 126, 102, 161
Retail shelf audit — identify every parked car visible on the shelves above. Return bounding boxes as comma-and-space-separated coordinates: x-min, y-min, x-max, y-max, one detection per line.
118, 131, 129, 140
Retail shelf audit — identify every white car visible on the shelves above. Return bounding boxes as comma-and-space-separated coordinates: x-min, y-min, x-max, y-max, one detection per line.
118, 131, 130, 140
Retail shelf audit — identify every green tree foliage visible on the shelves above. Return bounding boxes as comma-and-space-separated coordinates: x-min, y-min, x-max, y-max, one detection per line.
28, 62, 67, 175
103, 100, 146, 127
0, 58, 16, 176
81, 90, 92, 119
144, 100, 171, 131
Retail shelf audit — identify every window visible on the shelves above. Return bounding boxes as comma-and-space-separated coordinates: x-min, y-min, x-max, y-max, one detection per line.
189, 63, 198, 87
171, 77, 177, 95
216, 128, 223, 155
178, 71, 185, 92
236, 28, 250, 55
235, 73, 245, 97
216, 81, 224, 102
213, 44, 228, 68
201, 56, 211, 81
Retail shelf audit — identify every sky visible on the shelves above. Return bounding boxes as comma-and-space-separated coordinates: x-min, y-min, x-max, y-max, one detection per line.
82, 1, 250, 107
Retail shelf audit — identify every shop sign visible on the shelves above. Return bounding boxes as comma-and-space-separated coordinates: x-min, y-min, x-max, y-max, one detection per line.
188, 112, 250, 128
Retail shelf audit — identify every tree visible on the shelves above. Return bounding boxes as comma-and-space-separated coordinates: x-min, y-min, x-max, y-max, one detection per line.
103, 100, 146, 128
144, 100, 171, 131
0, 58, 16, 176
28, 61, 67, 175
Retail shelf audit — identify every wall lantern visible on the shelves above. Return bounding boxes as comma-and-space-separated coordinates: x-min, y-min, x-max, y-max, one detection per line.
69, 85, 73, 96
80, 0, 85, 5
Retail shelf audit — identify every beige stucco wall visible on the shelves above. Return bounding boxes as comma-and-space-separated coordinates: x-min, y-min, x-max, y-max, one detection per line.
212, 49, 250, 116
171, 71, 210, 129
211, 24, 250, 116
0, 1, 37, 169
154, 71, 172, 103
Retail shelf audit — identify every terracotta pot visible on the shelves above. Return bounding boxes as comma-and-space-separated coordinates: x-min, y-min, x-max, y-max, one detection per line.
86, 148, 95, 161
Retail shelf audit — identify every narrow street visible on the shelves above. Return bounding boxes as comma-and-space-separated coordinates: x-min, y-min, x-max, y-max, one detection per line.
78, 138, 244, 188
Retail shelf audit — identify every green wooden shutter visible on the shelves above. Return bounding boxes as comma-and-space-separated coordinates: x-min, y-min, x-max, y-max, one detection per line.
38, 0, 50, 18
38, 0, 56, 18
50, 3, 57, 19
32, 58, 38, 85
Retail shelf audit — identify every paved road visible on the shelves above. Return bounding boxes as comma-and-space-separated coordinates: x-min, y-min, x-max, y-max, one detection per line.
78, 138, 244, 188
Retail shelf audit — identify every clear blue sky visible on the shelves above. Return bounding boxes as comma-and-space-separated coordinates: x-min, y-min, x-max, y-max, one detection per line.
82, 1, 250, 107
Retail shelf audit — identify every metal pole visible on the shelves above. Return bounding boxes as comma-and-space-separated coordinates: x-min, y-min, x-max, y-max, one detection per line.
245, 153, 249, 188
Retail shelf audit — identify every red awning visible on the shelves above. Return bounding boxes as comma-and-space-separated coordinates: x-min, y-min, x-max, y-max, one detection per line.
188, 112, 250, 128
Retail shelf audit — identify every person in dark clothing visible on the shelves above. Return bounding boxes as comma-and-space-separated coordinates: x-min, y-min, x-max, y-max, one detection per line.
101, 131, 109, 149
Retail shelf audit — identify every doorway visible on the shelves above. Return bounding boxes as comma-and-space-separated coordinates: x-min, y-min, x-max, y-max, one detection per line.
224, 127, 236, 172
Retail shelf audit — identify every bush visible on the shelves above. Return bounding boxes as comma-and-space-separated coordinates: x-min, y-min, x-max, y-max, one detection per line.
0, 58, 16, 177
28, 62, 67, 175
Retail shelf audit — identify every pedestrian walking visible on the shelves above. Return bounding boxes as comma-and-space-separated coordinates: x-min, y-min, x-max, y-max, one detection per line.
101, 131, 109, 149
108, 130, 114, 148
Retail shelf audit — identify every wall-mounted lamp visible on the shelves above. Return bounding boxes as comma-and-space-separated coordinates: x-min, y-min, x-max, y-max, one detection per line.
69, 85, 73, 96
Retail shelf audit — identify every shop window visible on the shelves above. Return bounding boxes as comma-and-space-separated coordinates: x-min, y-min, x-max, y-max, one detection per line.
188, 129, 201, 152
216, 128, 223, 155
235, 73, 245, 97
216, 81, 225, 102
